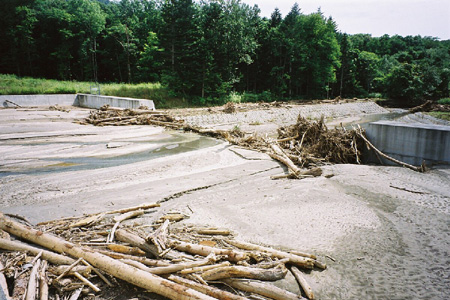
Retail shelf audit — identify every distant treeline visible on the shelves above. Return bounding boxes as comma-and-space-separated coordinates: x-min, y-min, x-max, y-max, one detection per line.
1, 0, 449, 104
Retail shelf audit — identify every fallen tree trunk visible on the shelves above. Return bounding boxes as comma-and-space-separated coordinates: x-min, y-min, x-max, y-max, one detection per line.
169, 275, 248, 300
226, 240, 314, 269
168, 240, 248, 263
290, 267, 314, 300
0, 213, 219, 300
202, 265, 287, 281
115, 229, 159, 257
25, 258, 40, 300
97, 249, 170, 267
0, 238, 75, 265
223, 279, 305, 300
108, 210, 145, 243
270, 144, 301, 175
409, 100, 433, 113
123, 255, 216, 275
180, 262, 231, 275
356, 131, 423, 172
39, 261, 49, 300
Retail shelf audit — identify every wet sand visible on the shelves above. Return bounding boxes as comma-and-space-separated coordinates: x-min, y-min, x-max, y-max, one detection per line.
1, 105, 449, 299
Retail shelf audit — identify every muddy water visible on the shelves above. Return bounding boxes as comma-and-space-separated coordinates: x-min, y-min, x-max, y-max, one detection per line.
0, 131, 220, 177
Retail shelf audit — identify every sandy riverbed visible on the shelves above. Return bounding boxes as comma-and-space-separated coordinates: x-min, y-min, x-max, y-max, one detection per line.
0, 102, 449, 299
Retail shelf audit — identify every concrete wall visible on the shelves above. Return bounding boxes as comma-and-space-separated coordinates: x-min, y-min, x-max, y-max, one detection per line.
76, 94, 154, 110
1, 94, 77, 107
365, 121, 450, 165
0, 94, 155, 110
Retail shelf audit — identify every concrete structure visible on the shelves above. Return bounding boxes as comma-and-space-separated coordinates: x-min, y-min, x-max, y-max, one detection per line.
1, 94, 77, 107
366, 120, 450, 165
76, 94, 155, 110
1, 94, 155, 110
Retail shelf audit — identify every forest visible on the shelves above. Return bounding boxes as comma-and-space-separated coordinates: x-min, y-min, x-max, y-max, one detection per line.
1, 0, 449, 105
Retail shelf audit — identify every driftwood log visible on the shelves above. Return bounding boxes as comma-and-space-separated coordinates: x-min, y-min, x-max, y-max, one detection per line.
356, 130, 424, 172
202, 265, 287, 281
0, 238, 75, 265
169, 275, 248, 300
223, 279, 305, 300
168, 239, 248, 263
226, 240, 314, 269
290, 266, 314, 299
0, 213, 220, 300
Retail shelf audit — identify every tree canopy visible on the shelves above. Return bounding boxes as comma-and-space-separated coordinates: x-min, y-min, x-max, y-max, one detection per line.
1, 0, 448, 103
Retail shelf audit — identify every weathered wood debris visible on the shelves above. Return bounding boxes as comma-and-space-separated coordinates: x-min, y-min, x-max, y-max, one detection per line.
80, 104, 184, 128
80, 105, 425, 174
0, 206, 326, 300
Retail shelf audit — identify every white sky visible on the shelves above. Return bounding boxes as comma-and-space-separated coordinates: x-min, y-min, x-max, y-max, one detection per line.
242, 0, 450, 40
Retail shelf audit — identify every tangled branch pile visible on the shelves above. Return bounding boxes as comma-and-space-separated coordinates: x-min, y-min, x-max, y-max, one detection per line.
276, 115, 364, 168
83, 105, 184, 128
0, 206, 326, 300
79, 106, 423, 174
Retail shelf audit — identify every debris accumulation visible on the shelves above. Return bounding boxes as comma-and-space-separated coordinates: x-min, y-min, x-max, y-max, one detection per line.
0, 206, 326, 300
408, 100, 450, 113
80, 104, 425, 175
81, 104, 184, 128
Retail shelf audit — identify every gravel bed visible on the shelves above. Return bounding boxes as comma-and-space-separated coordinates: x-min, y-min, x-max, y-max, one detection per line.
181, 101, 389, 127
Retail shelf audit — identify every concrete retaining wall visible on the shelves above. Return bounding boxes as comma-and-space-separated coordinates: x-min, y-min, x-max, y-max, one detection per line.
1, 94, 77, 107
365, 121, 450, 165
76, 94, 155, 110
0, 94, 155, 110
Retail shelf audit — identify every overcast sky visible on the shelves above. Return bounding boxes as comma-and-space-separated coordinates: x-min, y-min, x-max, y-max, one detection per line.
242, 0, 450, 40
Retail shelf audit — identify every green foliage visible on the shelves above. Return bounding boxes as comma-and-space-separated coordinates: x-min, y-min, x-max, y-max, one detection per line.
1, 0, 449, 106
438, 98, 450, 105
228, 92, 242, 103
0, 74, 91, 94
0, 74, 177, 107
426, 112, 450, 121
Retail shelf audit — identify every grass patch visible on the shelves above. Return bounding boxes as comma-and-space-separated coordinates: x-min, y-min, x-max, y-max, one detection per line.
427, 111, 450, 121
0, 74, 90, 95
437, 98, 450, 105
0, 74, 187, 109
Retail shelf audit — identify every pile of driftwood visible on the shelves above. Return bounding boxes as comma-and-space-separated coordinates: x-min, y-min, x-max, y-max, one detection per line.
276, 115, 363, 168
82, 105, 184, 128
0, 206, 325, 300
79, 106, 424, 174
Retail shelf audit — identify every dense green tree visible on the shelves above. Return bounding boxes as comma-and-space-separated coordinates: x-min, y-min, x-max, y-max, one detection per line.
300, 12, 340, 98
137, 32, 163, 82
1, 0, 449, 104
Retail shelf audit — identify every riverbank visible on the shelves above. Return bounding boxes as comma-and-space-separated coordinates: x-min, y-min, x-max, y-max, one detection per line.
0, 102, 449, 299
